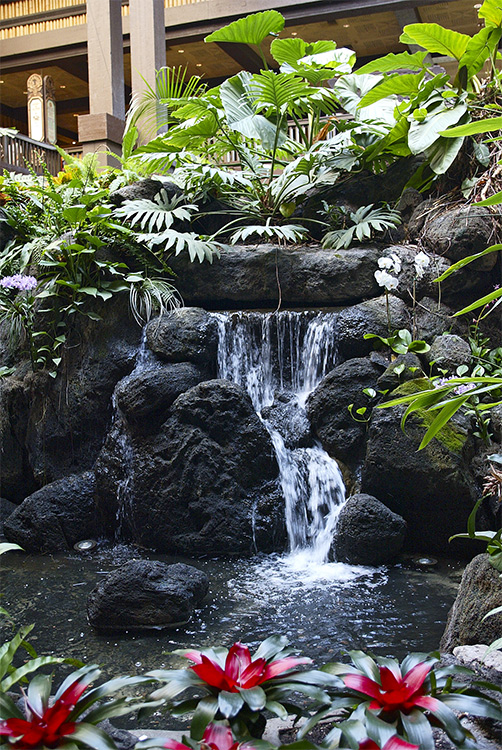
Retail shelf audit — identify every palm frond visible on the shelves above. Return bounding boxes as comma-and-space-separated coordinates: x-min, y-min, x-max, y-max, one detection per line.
114, 189, 198, 233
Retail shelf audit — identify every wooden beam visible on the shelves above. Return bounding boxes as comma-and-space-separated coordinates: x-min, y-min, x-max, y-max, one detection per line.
56, 55, 89, 83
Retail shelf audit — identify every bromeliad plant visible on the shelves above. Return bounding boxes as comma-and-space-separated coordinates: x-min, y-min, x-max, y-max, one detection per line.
148, 636, 336, 740
135, 721, 266, 750
312, 650, 501, 750
0, 663, 159, 750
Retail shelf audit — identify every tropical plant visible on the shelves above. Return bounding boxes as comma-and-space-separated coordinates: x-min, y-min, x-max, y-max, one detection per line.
314, 650, 501, 750
135, 721, 263, 750
450, 496, 502, 572
322, 205, 401, 251
147, 636, 336, 740
0, 663, 159, 750
364, 330, 430, 356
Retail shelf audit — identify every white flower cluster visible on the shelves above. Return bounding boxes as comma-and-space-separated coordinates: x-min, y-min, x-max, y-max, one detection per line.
374, 253, 401, 291
414, 251, 430, 279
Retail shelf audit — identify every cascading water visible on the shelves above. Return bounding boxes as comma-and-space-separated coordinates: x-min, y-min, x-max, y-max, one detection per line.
112, 329, 157, 537
216, 311, 346, 567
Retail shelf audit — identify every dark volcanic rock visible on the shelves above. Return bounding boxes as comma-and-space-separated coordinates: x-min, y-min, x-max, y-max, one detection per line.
94, 379, 285, 555
87, 560, 209, 631
440, 554, 502, 652
168, 244, 383, 309
376, 353, 424, 393
261, 397, 312, 449
146, 308, 218, 374
424, 333, 472, 375
411, 204, 497, 268
336, 295, 409, 360
0, 295, 141, 500
306, 358, 381, 466
361, 402, 477, 553
115, 362, 206, 422
333, 493, 407, 565
109, 178, 183, 207
3, 471, 97, 553
0, 497, 17, 535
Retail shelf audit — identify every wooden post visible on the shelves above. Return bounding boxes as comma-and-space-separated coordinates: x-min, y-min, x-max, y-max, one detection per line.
78, 0, 125, 167
129, 0, 166, 142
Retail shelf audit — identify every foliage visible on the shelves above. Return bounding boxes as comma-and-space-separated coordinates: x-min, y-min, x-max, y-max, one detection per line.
0, 663, 158, 749
135, 721, 264, 750
363, 330, 430, 356
317, 650, 501, 750
147, 636, 335, 740
322, 205, 401, 250
450, 496, 502, 572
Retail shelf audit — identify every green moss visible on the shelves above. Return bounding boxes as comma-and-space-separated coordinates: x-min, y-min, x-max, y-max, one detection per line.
390, 378, 467, 454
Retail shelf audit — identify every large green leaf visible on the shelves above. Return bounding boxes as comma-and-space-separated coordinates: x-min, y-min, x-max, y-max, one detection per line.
218, 690, 245, 718
426, 134, 465, 175
400, 708, 434, 750
454, 286, 502, 315
190, 696, 218, 740
70, 723, 118, 750
408, 103, 467, 154
439, 115, 502, 137
476, 190, 502, 206
400, 23, 470, 60
479, 0, 502, 28
418, 393, 472, 449
435, 243, 502, 280
220, 72, 284, 150
271, 38, 336, 66
356, 51, 428, 74
205, 10, 284, 46
358, 73, 422, 108
0, 542, 23, 554
458, 26, 502, 79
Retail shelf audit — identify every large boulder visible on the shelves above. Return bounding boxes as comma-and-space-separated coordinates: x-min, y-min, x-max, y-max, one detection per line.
440, 554, 502, 652
3, 471, 97, 553
336, 295, 410, 360
146, 308, 218, 374
114, 361, 206, 424
361, 395, 477, 553
87, 560, 209, 631
306, 358, 381, 466
410, 203, 497, 268
168, 244, 384, 309
333, 493, 407, 565
94, 379, 285, 555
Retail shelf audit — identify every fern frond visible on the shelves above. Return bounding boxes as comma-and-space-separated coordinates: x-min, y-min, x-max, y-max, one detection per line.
231, 222, 308, 244
136, 229, 222, 263
114, 190, 198, 233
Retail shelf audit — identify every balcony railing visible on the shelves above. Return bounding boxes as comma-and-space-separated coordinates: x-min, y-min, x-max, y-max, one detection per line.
0, 131, 62, 175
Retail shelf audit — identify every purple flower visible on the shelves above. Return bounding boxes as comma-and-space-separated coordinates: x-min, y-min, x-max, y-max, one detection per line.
453, 383, 476, 395
0, 275, 37, 292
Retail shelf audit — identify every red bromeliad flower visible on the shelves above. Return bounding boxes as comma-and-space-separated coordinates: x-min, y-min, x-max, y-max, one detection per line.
359, 738, 419, 750
161, 724, 240, 750
0, 675, 89, 749
182, 642, 311, 693
343, 661, 438, 715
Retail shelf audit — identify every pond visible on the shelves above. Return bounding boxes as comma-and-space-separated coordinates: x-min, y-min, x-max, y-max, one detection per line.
1, 543, 461, 724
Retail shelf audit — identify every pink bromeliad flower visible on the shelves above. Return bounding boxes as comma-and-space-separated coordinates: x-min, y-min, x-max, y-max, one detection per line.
343, 660, 436, 715
182, 641, 312, 693
359, 738, 419, 750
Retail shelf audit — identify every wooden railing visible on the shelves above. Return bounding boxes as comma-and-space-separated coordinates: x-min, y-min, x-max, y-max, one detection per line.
0, 132, 62, 175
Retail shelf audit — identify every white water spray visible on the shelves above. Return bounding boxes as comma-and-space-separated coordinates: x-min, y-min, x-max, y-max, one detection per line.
216, 311, 346, 566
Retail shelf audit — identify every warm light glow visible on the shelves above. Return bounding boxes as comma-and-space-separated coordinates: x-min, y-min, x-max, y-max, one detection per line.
178, 49, 184, 53
60, 84, 66, 88
343, 23, 350, 28
291, 32, 297, 36
0, 80, 4, 84
196, 63, 202, 67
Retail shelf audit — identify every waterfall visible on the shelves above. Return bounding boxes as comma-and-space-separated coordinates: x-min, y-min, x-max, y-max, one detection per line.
216, 311, 346, 564
113, 329, 157, 538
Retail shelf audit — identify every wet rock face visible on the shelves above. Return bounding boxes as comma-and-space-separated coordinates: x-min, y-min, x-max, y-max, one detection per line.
94, 379, 285, 555
361, 404, 477, 554
336, 295, 409, 360
146, 307, 218, 373
424, 333, 472, 375
3, 471, 97, 553
306, 358, 381, 467
440, 554, 502, 653
333, 493, 407, 566
87, 561, 209, 631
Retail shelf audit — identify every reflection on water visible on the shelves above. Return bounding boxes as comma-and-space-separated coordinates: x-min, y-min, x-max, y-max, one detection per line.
1, 543, 460, 680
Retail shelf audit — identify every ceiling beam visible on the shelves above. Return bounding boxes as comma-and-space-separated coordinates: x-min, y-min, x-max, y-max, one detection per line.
55, 55, 89, 83
216, 42, 264, 73
56, 96, 90, 115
